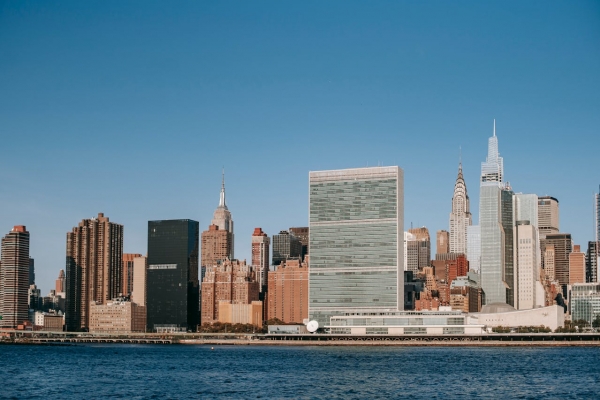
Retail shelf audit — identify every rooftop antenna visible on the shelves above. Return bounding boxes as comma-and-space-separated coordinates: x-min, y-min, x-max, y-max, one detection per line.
493, 119, 496, 137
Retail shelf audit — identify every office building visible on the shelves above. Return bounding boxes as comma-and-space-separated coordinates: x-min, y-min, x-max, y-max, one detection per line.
436, 230, 449, 256
55, 269, 65, 293
467, 225, 481, 272
450, 274, 480, 313
479, 121, 507, 305
501, 187, 515, 306
0, 226, 30, 329
408, 227, 431, 270
309, 166, 403, 327
272, 230, 302, 267
515, 221, 538, 310
251, 228, 270, 291
211, 171, 234, 259
569, 283, 600, 326
289, 227, 309, 261
131, 256, 147, 306
267, 258, 309, 324
146, 219, 199, 333
449, 161, 472, 255
89, 298, 146, 333
201, 224, 233, 269
538, 196, 559, 238
587, 241, 599, 283
65, 213, 123, 331
201, 259, 259, 325
569, 245, 586, 285
122, 253, 142, 297
541, 233, 572, 291
544, 245, 556, 280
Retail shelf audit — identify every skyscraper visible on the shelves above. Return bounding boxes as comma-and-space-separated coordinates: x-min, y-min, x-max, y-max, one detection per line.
201, 224, 232, 268
55, 269, 65, 293
501, 187, 515, 306
538, 196, 559, 239
211, 171, 234, 259
0, 226, 30, 328
267, 258, 308, 324
146, 219, 199, 332
467, 225, 481, 272
479, 121, 507, 305
407, 227, 431, 272
28, 258, 35, 286
272, 231, 302, 267
596, 186, 600, 242
289, 227, 309, 261
449, 161, 472, 255
569, 245, 586, 285
587, 241, 599, 283
65, 213, 123, 331
515, 221, 538, 310
541, 233, 572, 292
131, 256, 147, 306
436, 230, 449, 256
122, 253, 142, 297
251, 228, 270, 292
309, 166, 403, 327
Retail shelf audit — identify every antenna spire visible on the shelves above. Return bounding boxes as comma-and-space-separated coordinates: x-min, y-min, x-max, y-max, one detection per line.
219, 168, 226, 208
493, 119, 496, 137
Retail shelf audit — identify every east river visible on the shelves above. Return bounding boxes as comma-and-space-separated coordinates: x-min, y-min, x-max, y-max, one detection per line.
2, 344, 600, 398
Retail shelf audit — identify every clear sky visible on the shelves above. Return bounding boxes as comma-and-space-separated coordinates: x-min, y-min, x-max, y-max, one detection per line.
1, 1, 599, 294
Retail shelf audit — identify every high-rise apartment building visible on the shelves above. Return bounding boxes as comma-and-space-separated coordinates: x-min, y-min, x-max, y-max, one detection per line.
538, 196, 559, 239
449, 162, 472, 255
122, 253, 142, 297
587, 241, 599, 283
0, 226, 30, 329
272, 231, 302, 267
541, 233, 572, 292
289, 227, 309, 261
436, 230, 449, 256
201, 259, 259, 324
479, 121, 507, 305
569, 245, 586, 285
544, 245, 556, 281
251, 228, 270, 292
65, 213, 123, 331
309, 166, 403, 327
146, 219, 199, 332
201, 224, 232, 269
131, 256, 147, 306
267, 258, 309, 324
211, 171, 234, 259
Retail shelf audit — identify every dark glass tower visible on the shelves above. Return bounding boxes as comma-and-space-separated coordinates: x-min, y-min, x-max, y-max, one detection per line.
147, 219, 199, 332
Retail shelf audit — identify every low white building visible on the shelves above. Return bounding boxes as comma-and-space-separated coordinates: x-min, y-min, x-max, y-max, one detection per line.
467, 303, 564, 332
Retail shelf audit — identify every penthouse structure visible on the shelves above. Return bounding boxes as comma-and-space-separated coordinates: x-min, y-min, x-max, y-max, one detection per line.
0, 226, 30, 329
309, 166, 403, 327
65, 213, 123, 331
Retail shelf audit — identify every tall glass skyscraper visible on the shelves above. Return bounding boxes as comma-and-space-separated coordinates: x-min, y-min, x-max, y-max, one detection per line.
147, 219, 200, 332
479, 121, 507, 305
309, 167, 403, 327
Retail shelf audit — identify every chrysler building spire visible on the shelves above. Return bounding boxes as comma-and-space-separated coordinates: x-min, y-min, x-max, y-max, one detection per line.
449, 158, 472, 254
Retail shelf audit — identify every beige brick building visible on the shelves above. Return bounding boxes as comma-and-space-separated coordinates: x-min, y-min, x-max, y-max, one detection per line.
201, 225, 233, 268
201, 259, 259, 325
218, 301, 263, 326
89, 299, 146, 333
267, 259, 308, 324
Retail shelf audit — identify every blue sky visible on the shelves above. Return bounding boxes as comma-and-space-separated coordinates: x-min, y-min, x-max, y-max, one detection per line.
1, 1, 599, 294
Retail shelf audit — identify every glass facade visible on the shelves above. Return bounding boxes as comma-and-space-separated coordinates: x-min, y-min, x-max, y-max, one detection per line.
501, 188, 514, 306
309, 167, 403, 327
480, 185, 505, 304
570, 283, 600, 326
147, 220, 199, 332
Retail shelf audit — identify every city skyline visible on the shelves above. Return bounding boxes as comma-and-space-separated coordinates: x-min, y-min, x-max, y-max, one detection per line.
1, 1, 599, 294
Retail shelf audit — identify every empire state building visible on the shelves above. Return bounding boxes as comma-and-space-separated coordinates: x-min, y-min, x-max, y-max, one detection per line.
211, 171, 234, 259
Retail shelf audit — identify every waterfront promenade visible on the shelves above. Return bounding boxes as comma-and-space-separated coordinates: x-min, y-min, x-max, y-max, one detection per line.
3, 330, 600, 346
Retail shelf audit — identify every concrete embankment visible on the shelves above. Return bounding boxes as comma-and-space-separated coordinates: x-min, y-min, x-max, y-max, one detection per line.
179, 338, 600, 347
